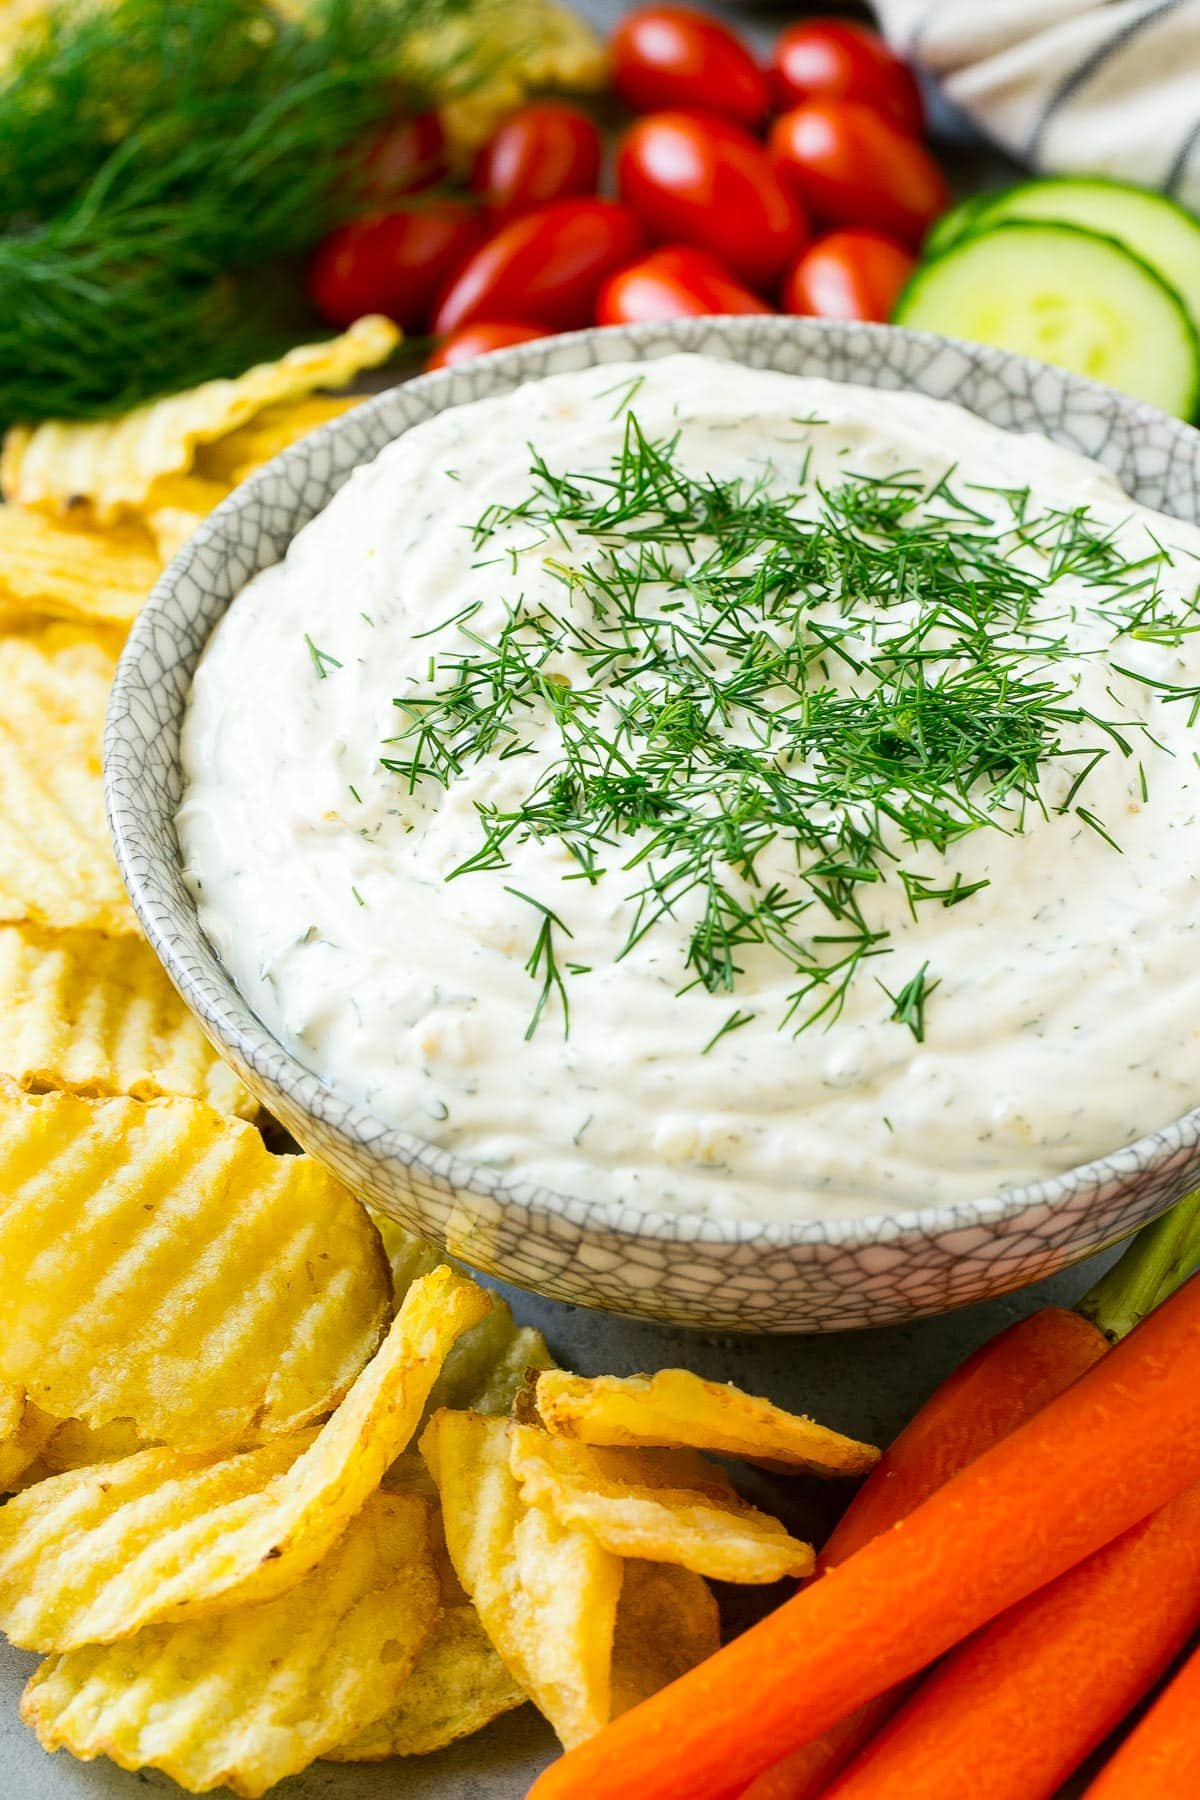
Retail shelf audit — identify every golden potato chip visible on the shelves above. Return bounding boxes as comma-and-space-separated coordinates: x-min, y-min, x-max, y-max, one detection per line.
0, 921, 256, 1115
0, 1086, 389, 1446
0, 622, 134, 934
0, 1387, 58, 1493
1, 316, 399, 522
0, 505, 160, 627
535, 1369, 880, 1477
195, 395, 360, 485
32, 1414, 147, 1477
408, 0, 607, 149
21, 1489, 440, 1799
139, 472, 233, 562
0, 1266, 488, 1650
609, 1560, 721, 1718
421, 1409, 623, 1748
328, 1604, 528, 1761
429, 1293, 556, 1418
370, 1214, 445, 1302
508, 1427, 814, 1583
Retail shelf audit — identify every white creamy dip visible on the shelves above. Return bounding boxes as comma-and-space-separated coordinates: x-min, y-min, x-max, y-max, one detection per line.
179, 354, 1200, 1222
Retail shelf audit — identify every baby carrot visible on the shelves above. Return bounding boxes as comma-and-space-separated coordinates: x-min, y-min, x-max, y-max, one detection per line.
1081, 1639, 1200, 1799
527, 1269, 1200, 1800
739, 1198, 1200, 1800
738, 1308, 1107, 1800
822, 1477, 1200, 1800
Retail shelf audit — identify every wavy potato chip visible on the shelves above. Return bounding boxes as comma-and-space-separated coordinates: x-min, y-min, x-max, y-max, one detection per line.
0, 1387, 58, 1493
328, 1603, 527, 1761
0, 505, 160, 627
370, 1216, 445, 1302
21, 1490, 440, 1798
1, 316, 399, 521
421, 1409, 623, 1748
0, 622, 134, 934
508, 1427, 814, 1583
429, 1294, 556, 1419
139, 472, 234, 562
535, 1369, 880, 1477
30, 1414, 147, 1477
0, 921, 255, 1114
609, 1560, 721, 1719
408, 0, 607, 148
195, 395, 360, 485
0, 1086, 390, 1447
0, 1266, 488, 1650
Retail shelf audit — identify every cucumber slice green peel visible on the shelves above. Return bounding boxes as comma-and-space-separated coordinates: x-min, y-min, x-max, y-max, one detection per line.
894, 219, 1200, 420
923, 175, 1200, 331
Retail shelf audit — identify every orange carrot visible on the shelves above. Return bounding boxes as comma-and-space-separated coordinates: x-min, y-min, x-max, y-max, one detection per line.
739, 1307, 1108, 1800
821, 1477, 1200, 1800
740, 1196, 1200, 1800
1081, 1638, 1200, 1799
527, 1270, 1200, 1800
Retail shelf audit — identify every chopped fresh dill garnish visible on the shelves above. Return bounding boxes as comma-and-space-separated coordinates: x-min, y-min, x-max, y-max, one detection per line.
879, 963, 939, 1042
351, 884, 365, 906
380, 414, 1162, 1041
305, 634, 342, 679
348, 784, 362, 804
702, 1009, 756, 1054
504, 887, 572, 1040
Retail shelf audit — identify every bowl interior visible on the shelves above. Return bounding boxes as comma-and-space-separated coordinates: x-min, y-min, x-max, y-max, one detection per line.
105, 316, 1200, 1321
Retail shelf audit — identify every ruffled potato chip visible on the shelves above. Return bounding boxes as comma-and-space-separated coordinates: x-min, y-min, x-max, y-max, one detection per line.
0, 921, 255, 1114
0, 505, 160, 627
0, 1387, 58, 1493
0, 622, 134, 934
421, 1409, 623, 1748
1, 316, 398, 521
0, 1085, 390, 1447
327, 1603, 528, 1761
508, 1427, 815, 1583
534, 1369, 880, 1477
407, 0, 607, 149
429, 1293, 555, 1418
138, 472, 234, 562
609, 1560, 721, 1719
0, 1266, 488, 1651
21, 1489, 440, 1798
370, 1215, 446, 1302
195, 395, 360, 486
28, 1413, 147, 1479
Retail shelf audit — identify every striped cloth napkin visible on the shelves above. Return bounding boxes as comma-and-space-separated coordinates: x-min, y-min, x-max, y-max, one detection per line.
875, 0, 1200, 206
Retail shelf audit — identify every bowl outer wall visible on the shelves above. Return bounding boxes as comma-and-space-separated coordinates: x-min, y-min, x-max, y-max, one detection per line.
104, 315, 1200, 1332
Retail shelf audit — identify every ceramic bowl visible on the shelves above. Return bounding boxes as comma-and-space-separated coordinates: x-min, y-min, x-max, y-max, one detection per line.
106, 316, 1200, 1332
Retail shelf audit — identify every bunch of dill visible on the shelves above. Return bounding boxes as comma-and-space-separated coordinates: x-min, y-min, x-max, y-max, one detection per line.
0, 0, 465, 422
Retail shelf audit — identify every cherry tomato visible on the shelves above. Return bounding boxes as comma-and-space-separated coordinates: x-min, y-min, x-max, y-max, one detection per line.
471, 103, 602, 223
612, 6, 768, 126
617, 111, 807, 291
597, 245, 771, 325
783, 229, 915, 322
307, 200, 485, 332
426, 321, 550, 370
361, 112, 449, 201
433, 199, 646, 334
769, 103, 948, 245
771, 19, 923, 135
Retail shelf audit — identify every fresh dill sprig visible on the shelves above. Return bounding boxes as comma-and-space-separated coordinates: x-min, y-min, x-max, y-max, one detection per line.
0, 0, 463, 422
382, 417, 1161, 1040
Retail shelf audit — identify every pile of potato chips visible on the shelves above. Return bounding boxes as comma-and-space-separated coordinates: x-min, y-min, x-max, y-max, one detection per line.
0, 321, 879, 1794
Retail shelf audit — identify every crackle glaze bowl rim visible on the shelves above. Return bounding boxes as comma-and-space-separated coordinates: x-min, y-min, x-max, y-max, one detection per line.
105, 315, 1200, 1310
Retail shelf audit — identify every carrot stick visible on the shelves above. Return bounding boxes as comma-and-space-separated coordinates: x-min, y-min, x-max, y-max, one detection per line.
740, 1196, 1200, 1800
1081, 1638, 1200, 1799
738, 1308, 1107, 1800
821, 1477, 1200, 1800
526, 1270, 1200, 1800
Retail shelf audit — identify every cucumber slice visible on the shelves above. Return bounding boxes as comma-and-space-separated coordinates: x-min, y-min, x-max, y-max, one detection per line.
924, 193, 993, 258
924, 176, 1200, 328
894, 220, 1200, 419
